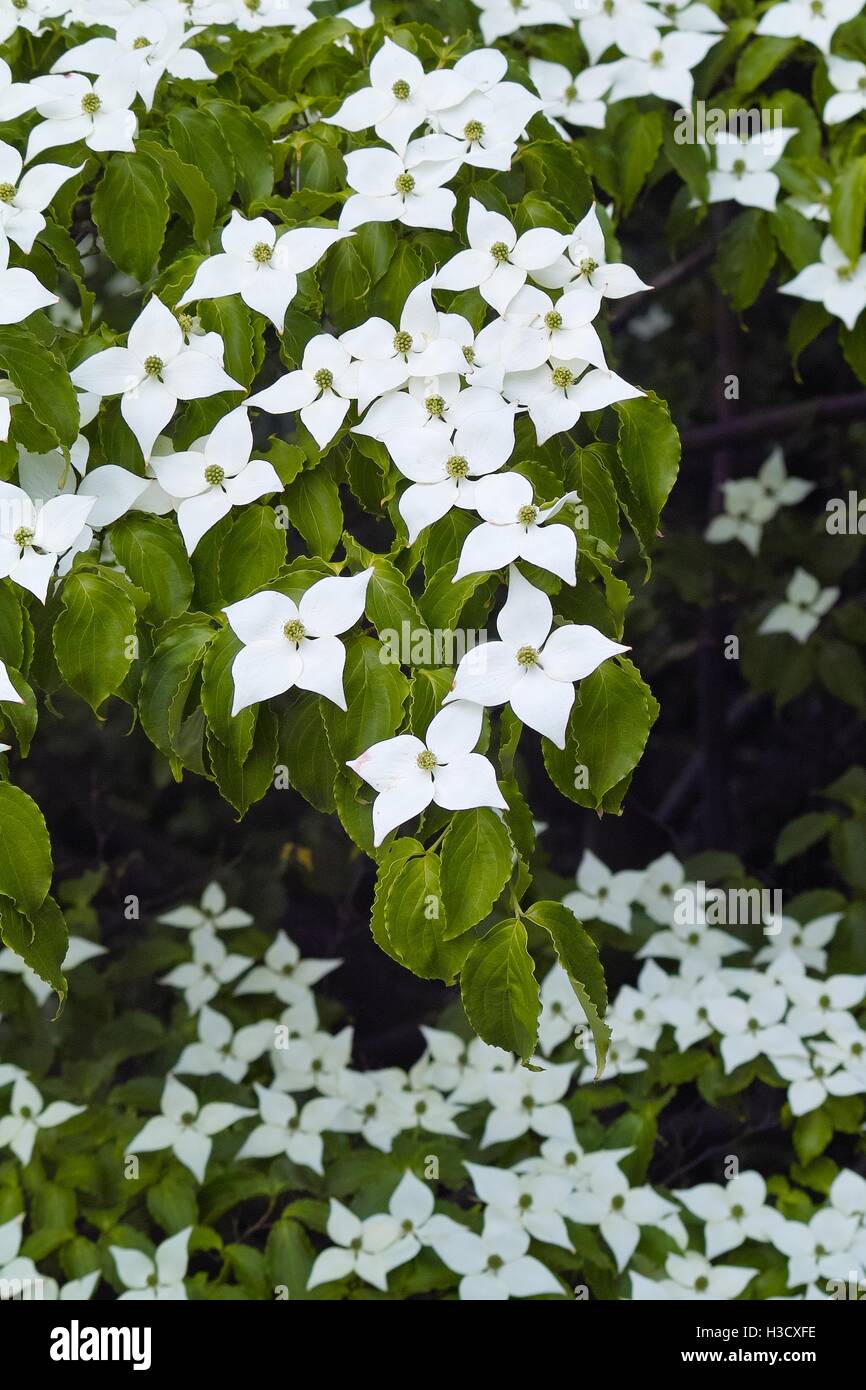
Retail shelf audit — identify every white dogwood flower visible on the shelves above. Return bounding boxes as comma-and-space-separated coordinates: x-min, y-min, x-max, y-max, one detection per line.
453, 474, 579, 584
465, 1161, 576, 1250
339, 138, 461, 234
758, 568, 839, 643
0, 480, 95, 602
158, 880, 252, 937
307, 1199, 416, 1291
347, 700, 507, 847
386, 411, 515, 543
0, 56, 42, 120
533, 205, 651, 309
756, 0, 862, 54
174, 1006, 274, 1085
445, 566, 627, 747
481, 1062, 576, 1147
779, 235, 866, 331
249, 335, 358, 448
71, 295, 242, 459
704, 127, 797, 211
237, 1084, 346, 1174
631, 1251, 757, 1300
0, 142, 83, 255
504, 357, 642, 445
159, 931, 251, 1014
178, 211, 343, 332
224, 570, 372, 715
149, 407, 280, 554
429, 1216, 562, 1301
324, 37, 473, 154
754, 913, 840, 973
431, 79, 542, 170
824, 57, 866, 124
707, 987, 806, 1073
27, 71, 138, 163
576, 0, 667, 63
474, 0, 570, 46
608, 28, 719, 109
481, 284, 608, 374
563, 850, 643, 931
340, 278, 469, 411
111, 1229, 191, 1301
235, 930, 340, 1005
435, 199, 568, 314
528, 59, 611, 131
0, 1076, 84, 1165
52, 8, 215, 110
567, 1166, 682, 1270
129, 1077, 254, 1183
0, 235, 57, 324
705, 479, 775, 555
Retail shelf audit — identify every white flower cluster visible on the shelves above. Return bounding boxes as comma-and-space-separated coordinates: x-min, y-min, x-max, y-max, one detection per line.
705, 448, 813, 558
4, 869, 865, 1301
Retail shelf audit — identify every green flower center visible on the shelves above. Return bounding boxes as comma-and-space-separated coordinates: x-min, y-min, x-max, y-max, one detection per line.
859, 76, 866, 91
180, 1112, 195, 1127
517, 504, 538, 526
13, 526, 34, 549
578, 257, 598, 277
464, 119, 485, 143
416, 749, 437, 772
446, 454, 469, 479
695, 1275, 710, 1291
490, 241, 510, 263
425, 394, 445, 416
314, 367, 334, 391
133, 36, 151, 49
552, 366, 574, 389
415, 1100, 427, 1114
204, 464, 225, 486
732, 158, 746, 176
283, 619, 306, 643
392, 79, 411, 101
518, 1193, 532, 1210
516, 644, 539, 668
81, 93, 101, 115
731, 1204, 745, 1219
819, 994, 831, 1009
649, 49, 664, 66
144, 355, 164, 378
810, 0, 824, 12
177, 311, 194, 333
245, 0, 262, 10
393, 329, 413, 354
611, 1194, 625, 1211
146, 1272, 158, 1286
0, 182, 15, 203
544, 310, 563, 331
19, 1105, 32, 1118
395, 172, 415, 196
564, 84, 577, 102
462, 344, 475, 365
487, 1254, 504, 1270
837, 265, 854, 281
252, 241, 273, 264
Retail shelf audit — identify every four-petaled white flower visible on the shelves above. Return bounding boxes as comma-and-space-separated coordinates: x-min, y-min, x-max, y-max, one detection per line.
436, 199, 568, 315
339, 138, 462, 234
324, 37, 473, 155
110, 1228, 192, 1301
159, 931, 251, 1013
453, 473, 579, 585
237, 1084, 346, 1175
445, 566, 627, 747
249, 335, 358, 448
504, 356, 642, 445
129, 1076, 254, 1183
158, 880, 253, 937
347, 700, 507, 847
608, 28, 719, 109
0, 140, 83, 255
339, 276, 469, 412
386, 411, 515, 543
758, 568, 839, 643
631, 1250, 757, 1300
824, 57, 866, 125
174, 1006, 274, 1084
427, 1215, 563, 1301
567, 1165, 683, 1271
780, 235, 866, 331
149, 407, 281, 554
307, 1199, 416, 1291
52, 8, 215, 110
223, 570, 372, 715
674, 1172, 781, 1258
529, 58, 611, 131
563, 849, 643, 932
465, 1161, 576, 1249
756, 0, 862, 54
234, 930, 341, 1005
0, 480, 95, 602
0, 1076, 84, 1165
533, 205, 651, 313
27, 71, 138, 163
704, 127, 796, 212
71, 295, 243, 459
179, 211, 344, 332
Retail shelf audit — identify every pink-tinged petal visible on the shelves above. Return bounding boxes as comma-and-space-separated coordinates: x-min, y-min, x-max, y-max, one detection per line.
541, 624, 629, 681
347, 733, 426, 793
426, 700, 483, 760
509, 666, 574, 747
299, 569, 372, 637
432, 753, 507, 811
295, 634, 347, 709
230, 640, 301, 714
497, 566, 552, 647
519, 522, 576, 584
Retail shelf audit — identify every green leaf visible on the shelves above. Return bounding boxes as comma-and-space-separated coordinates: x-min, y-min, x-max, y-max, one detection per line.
0, 328, 79, 448
277, 693, 337, 813
0, 782, 53, 916
138, 137, 217, 249
370, 839, 424, 962
321, 238, 372, 332
139, 616, 216, 766
713, 209, 777, 311
566, 445, 620, 552
543, 658, 657, 810
793, 1107, 834, 1165
440, 809, 513, 939
322, 635, 409, 765
208, 708, 277, 817
830, 155, 866, 264
219, 505, 286, 604
204, 101, 274, 206
285, 468, 343, 559
168, 108, 236, 206
280, 17, 354, 93
525, 900, 610, 1077
0, 893, 67, 1006
265, 1219, 315, 1300
460, 918, 540, 1063
616, 110, 662, 212
109, 514, 194, 623
91, 151, 169, 283
384, 851, 471, 982
53, 569, 137, 714
612, 394, 680, 563
201, 624, 255, 760
734, 35, 797, 93
775, 812, 837, 864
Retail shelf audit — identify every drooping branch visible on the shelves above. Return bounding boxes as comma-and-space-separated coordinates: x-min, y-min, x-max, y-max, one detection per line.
681, 391, 866, 451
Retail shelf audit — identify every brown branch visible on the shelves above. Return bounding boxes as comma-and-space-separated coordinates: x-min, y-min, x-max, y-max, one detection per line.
682, 391, 866, 452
